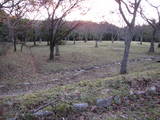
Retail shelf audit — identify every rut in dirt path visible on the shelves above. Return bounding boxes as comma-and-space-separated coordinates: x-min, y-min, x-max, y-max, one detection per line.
0, 55, 159, 98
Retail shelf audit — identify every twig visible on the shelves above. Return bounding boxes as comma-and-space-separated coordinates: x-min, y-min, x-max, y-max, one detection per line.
31, 101, 55, 113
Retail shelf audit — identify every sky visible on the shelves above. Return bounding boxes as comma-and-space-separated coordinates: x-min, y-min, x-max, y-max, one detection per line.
65, 0, 160, 27
66, 0, 120, 24
32, 0, 160, 27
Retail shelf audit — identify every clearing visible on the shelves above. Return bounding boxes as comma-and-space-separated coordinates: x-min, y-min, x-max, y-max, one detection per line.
0, 41, 160, 119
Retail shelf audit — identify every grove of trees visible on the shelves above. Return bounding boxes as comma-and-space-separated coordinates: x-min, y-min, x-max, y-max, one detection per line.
0, 0, 160, 74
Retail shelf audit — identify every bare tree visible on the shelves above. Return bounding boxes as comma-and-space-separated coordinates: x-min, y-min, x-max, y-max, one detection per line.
139, 28, 144, 45
94, 33, 99, 48
109, 26, 119, 43
4, 1, 31, 51
135, 25, 144, 45
40, 0, 86, 60
97, 23, 103, 41
33, 21, 41, 46
0, 0, 21, 9
3, 0, 35, 51
0, 0, 21, 46
115, 0, 142, 74
140, 0, 160, 53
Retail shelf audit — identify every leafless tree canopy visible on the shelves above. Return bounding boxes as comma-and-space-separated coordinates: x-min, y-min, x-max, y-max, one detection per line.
37, 0, 86, 60
115, 0, 141, 27
0, 0, 21, 9
140, 0, 160, 52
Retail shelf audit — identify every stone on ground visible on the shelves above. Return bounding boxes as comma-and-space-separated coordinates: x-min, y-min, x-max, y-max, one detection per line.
73, 103, 89, 111
33, 110, 53, 117
96, 97, 113, 108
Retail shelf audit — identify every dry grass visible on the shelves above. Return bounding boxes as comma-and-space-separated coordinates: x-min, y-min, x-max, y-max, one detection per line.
28, 41, 160, 73
0, 41, 159, 85
0, 41, 160, 119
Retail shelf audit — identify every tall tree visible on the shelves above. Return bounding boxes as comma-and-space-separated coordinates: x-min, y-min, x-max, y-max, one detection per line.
115, 0, 142, 74
40, 0, 86, 60
140, 0, 160, 53
3, 0, 36, 51
0, 0, 21, 45
0, 0, 21, 9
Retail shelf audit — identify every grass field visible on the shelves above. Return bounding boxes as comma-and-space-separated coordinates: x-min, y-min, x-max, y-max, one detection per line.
0, 41, 160, 119
29, 41, 160, 73
0, 41, 160, 88
0, 41, 159, 85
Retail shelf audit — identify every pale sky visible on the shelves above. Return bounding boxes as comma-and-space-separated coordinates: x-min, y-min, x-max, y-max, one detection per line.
66, 0, 120, 24
32, 0, 160, 27
66, 0, 160, 27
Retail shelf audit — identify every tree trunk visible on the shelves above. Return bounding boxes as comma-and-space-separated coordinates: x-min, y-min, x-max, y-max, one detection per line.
84, 35, 87, 43
13, 38, 16, 52
73, 39, 76, 45
140, 36, 143, 45
21, 43, 24, 52
9, 26, 16, 52
49, 26, 54, 60
158, 43, 160, 48
12, 29, 16, 52
21, 38, 26, 52
95, 40, 98, 48
34, 39, 36, 46
120, 29, 133, 74
117, 32, 120, 41
111, 34, 114, 43
49, 22, 57, 61
33, 36, 36, 46
49, 43, 55, 60
149, 29, 156, 53
55, 44, 60, 56
8, 27, 12, 42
